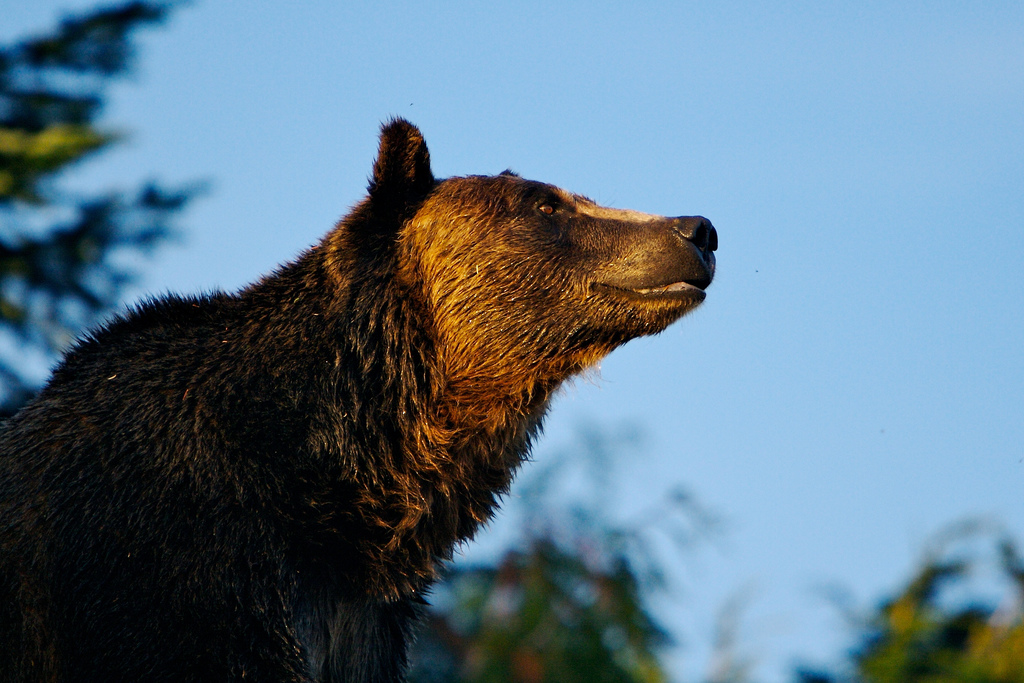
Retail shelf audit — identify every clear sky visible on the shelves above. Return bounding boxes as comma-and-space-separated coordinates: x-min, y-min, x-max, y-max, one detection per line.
5, 2, 1023, 680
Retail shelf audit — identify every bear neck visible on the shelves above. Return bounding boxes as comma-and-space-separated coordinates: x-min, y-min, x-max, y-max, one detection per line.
259, 250, 564, 599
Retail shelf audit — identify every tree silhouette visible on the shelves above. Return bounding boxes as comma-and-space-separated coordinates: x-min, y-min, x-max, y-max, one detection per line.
798, 526, 1024, 683
0, 1, 196, 415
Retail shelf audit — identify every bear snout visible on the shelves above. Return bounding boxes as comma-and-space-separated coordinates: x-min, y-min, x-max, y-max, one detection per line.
590, 216, 716, 299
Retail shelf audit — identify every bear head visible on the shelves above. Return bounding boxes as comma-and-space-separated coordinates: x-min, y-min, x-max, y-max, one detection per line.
325, 118, 715, 433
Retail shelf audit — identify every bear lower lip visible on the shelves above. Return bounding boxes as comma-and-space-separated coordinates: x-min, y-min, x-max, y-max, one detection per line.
635, 281, 703, 295
591, 281, 707, 302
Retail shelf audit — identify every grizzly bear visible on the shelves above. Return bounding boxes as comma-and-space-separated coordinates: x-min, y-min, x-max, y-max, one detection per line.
0, 119, 716, 682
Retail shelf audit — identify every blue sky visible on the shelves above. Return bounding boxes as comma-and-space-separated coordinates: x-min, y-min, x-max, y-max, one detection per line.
5, 2, 1023, 680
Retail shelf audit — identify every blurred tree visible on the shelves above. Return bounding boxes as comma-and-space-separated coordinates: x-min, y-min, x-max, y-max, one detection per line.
797, 528, 1024, 683
408, 424, 719, 683
410, 535, 669, 683
0, 0, 196, 416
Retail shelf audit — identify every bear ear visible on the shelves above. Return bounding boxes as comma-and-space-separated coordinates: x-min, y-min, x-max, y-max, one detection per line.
368, 118, 435, 212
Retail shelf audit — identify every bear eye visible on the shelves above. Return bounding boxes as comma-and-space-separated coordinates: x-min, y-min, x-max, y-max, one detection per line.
539, 204, 555, 215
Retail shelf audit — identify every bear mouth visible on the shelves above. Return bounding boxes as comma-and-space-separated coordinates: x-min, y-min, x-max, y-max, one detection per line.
590, 280, 707, 303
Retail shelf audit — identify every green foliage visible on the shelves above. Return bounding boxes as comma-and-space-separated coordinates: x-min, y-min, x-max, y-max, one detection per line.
409, 424, 717, 683
0, 1, 195, 415
412, 535, 670, 683
411, 425, 1024, 683
799, 532, 1024, 683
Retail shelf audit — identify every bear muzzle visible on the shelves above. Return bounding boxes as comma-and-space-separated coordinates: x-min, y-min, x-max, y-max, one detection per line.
590, 215, 717, 303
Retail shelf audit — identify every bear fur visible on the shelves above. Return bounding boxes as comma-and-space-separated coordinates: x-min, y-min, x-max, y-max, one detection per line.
0, 119, 716, 682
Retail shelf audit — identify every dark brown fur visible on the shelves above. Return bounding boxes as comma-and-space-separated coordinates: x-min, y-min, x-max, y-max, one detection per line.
0, 120, 716, 682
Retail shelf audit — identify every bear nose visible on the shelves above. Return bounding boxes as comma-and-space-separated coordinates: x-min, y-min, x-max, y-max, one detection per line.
672, 216, 718, 253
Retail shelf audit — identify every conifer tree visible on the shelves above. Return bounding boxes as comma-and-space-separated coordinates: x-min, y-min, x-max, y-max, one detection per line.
0, 1, 194, 415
